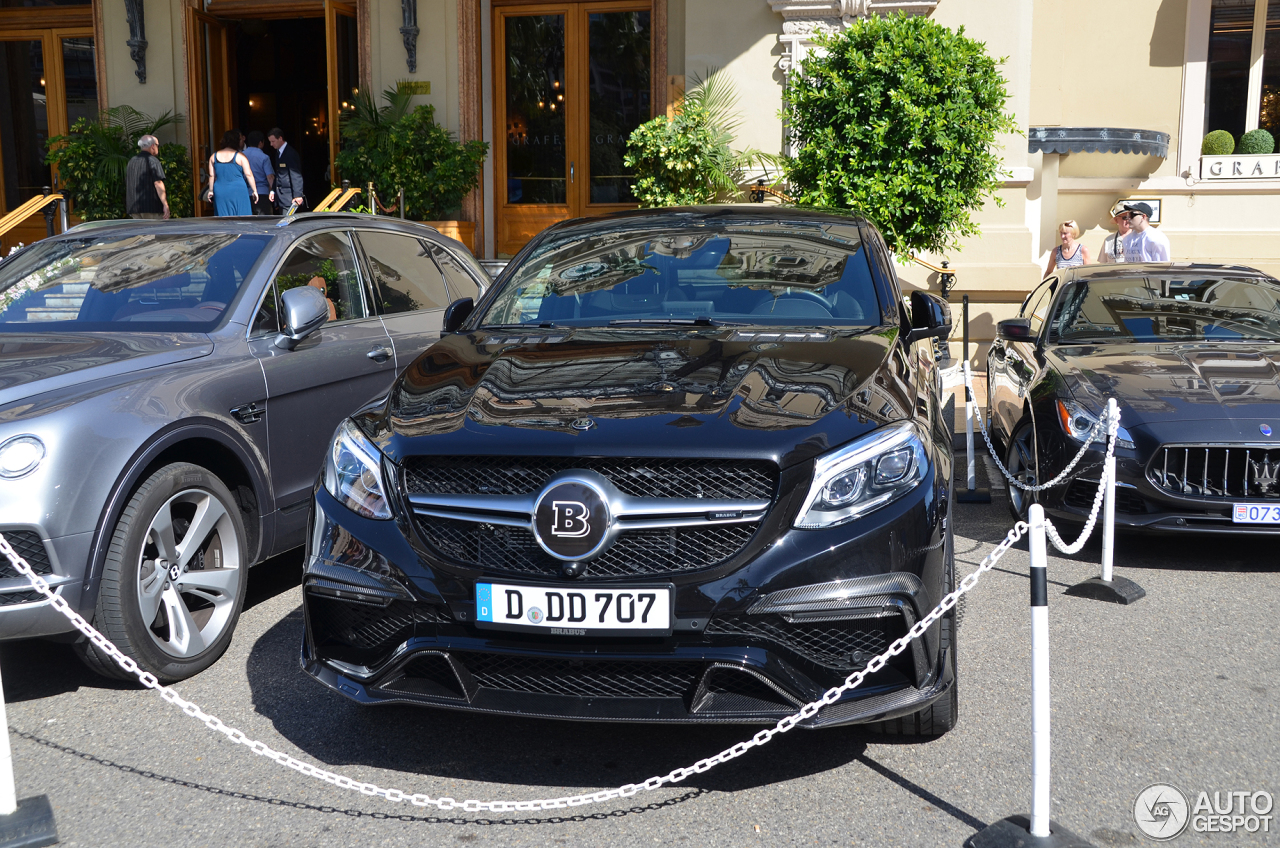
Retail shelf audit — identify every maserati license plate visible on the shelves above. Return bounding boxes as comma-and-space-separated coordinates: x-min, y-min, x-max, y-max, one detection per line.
1233, 503, 1280, 524
475, 582, 673, 636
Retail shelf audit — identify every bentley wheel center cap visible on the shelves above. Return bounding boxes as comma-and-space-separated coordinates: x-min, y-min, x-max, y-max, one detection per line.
532, 477, 613, 561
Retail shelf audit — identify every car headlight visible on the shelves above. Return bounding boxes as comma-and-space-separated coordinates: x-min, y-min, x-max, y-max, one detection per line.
0, 435, 44, 479
322, 420, 393, 519
795, 422, 929, 529
1056, 399, 1136, 450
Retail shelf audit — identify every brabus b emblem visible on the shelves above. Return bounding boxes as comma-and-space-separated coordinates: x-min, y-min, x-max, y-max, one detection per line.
551, 501, 591, 537
532, 476, 612, 561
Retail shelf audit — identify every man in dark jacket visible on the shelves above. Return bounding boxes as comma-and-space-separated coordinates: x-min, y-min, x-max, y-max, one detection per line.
125, 135, 169, 219
267, 127, 304, 213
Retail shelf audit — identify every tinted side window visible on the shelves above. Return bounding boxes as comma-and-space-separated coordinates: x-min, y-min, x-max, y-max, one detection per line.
1021, 278, 1058, 335
272, 232, 368, 324
252, 282, 280, 335
428, 243, 482, 301
360, 232, 452, 314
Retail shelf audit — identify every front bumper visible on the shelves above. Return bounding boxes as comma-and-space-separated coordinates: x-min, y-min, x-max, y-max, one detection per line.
0, 526, 90, 639
301, 465, 953, 726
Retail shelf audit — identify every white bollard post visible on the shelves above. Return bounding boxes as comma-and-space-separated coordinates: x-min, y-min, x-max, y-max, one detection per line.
1101, 454, 1116, 584
0, 661, 15, 816
957, 362, 990, 504
1028, 503, 1051, 838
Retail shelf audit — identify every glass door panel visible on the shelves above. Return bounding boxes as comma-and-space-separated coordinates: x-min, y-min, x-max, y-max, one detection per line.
585, 9, 649, 206
504, 13, 567, 205
0, 38, 51, 212
325, 0, 357, 188
186, 9, 231, 216
59, 34, 96, 129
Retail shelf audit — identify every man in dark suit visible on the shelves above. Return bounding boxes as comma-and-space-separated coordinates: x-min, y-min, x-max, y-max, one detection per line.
267, 127, 304, 213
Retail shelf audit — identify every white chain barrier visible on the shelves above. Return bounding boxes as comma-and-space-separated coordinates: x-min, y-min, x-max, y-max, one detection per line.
962, 365, 1115, 493
0, 511, 1036, 815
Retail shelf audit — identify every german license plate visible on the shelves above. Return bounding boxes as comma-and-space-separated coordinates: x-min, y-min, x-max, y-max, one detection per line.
475, 582, 672, 636
1233, 503, 1280, 524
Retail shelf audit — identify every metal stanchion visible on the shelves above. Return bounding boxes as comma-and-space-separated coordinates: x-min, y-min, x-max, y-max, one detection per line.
956, 357, 990, 504
40, 188, 55, 239
0, 656, 58, 846
1065, 399, 1146, 605
967, 505, 1093, 848
367, 182, 377, 216
398, 188, 406, 219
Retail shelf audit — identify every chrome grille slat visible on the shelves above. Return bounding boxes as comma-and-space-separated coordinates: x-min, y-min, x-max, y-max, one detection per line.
1150, 444, 1280, 501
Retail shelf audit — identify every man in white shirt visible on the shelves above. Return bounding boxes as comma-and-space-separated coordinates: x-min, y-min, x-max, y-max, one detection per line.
1121, 202, 1171, 262
1099, 204, 1130, 263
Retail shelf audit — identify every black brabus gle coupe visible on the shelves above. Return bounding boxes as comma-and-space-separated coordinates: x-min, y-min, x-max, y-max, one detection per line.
987, 263, 1280, 533
302, 207, 959, 733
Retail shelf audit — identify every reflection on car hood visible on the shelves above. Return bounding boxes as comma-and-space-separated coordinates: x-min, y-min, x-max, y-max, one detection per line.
377, 327, 914, 467
1053, 342, 1280, 425
0, 332, 213, 409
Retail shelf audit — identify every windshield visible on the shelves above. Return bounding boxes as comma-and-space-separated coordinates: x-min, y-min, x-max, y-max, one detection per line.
479, 221, 882, 328
0, 233, 269, 332
1051, 275, 1280, 343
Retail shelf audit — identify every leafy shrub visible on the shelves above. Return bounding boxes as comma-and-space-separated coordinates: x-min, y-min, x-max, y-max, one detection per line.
782, 13, 1018, 255
1201, 130, 1235, 155
625, 72, 779, 208
335, 87, 488, 220
46, 106, 191, 220
1236, 128, 1275, 155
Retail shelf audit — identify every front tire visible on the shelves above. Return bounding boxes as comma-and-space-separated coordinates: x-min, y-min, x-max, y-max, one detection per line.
77, 463, 248, 683
1005, 418, 1040, 523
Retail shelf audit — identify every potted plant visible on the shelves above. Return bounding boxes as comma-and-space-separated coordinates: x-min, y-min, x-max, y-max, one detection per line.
46, 106, 193, 221
336, 86, 488, 252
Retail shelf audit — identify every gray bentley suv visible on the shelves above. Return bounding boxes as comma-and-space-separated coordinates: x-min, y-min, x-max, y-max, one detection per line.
0, 213, 485, 681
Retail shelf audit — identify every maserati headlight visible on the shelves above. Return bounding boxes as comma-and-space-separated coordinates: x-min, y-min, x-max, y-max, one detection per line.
0, 435, 44, 479
795, 422, 929, 529
322, 420, 393, 519
1056, 399, 1135, 450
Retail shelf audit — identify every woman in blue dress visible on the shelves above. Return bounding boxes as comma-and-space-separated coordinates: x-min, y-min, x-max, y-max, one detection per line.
206, 130, 257, 216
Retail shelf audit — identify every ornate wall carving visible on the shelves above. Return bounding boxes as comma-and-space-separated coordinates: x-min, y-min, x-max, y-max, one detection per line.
768, 0, 940, 76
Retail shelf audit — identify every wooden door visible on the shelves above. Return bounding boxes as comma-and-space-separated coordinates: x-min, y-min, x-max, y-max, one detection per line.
325, 0, 358, 187
185, 9, 233, 216
493, 1, 652, 256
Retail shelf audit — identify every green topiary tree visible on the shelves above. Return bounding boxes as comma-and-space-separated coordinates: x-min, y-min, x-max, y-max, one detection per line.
1236, 128, 1275, 155
335, 86, 488, 220
782, 13, 1018, 256
1201, 130, 1235, 155
624, 72, 779, 208
45, 106, 191, 220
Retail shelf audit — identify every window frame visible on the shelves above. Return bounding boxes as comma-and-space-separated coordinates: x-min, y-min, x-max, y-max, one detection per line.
247, 228, 376, 338
353, 229, 455, 316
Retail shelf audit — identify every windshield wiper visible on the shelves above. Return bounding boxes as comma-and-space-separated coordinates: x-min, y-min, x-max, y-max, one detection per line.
478, 322, 564, 330
608, 317, 743, 328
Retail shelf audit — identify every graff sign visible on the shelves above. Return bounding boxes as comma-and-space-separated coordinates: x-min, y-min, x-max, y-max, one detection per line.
1200, 155, 1280, 180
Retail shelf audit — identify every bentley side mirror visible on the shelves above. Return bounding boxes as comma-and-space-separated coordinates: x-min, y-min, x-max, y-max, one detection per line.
904, 290, 953, 344
443, 297, 475, 333
996, 318, 1035, 342
274, 285, 329, 350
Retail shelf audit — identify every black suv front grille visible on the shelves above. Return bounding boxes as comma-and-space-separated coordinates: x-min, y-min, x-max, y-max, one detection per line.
403, 456, 777, 501
456, 653, 703, 698
417, 517, 759, 579
1149, 445, 1280, 500
705, 614, 902, 670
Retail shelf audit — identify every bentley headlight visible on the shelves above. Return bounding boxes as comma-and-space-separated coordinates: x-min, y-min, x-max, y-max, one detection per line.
1056, 399, 1135, 450
795, 422, 929, 529
323, 420, 393, 519
0, 435, 44, 479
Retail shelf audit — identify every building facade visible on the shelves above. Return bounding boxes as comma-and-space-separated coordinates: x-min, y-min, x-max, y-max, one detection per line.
2, 0, 1276, 359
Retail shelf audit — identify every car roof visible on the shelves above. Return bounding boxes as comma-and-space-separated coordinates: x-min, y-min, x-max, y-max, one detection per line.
542, 204, 873, 233
61, 213, 448, 240
1061, 262, 1275, 282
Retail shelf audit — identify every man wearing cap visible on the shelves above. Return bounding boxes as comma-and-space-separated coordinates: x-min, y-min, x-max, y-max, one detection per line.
1100, 204, 1131, 264
1121, 202, 1170, 262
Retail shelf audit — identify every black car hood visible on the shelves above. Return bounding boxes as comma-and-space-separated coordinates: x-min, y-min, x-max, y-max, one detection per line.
0, 332, 213, 408
376, 327, 915, 468
1052, 342, 1280, 428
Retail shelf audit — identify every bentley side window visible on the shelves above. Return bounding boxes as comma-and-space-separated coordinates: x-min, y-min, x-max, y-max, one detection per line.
270, 232, 368, 327
360, 232, 452, 315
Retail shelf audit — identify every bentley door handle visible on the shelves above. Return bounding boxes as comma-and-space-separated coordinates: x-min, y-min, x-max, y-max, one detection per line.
367, 345, 392, 363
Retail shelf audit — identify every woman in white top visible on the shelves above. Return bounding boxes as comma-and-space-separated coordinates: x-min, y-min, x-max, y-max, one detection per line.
1044, 219, 1091, 277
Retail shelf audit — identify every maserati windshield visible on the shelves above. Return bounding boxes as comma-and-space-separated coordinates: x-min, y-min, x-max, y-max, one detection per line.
1052, 275, 1280, 343
0, 233, 269, 332
480, 222, 883, 327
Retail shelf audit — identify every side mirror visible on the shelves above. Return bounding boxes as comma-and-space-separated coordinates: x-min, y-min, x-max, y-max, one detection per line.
274, 285, 329, 350
996, 318, 1036, 342
442, 297, 475, 333
904, 290, 953, 344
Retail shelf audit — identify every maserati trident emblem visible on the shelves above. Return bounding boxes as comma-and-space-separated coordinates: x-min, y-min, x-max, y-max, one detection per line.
570, 418, 595, 431
1250, 457, 1279, 495
1262, 423, 1273, 437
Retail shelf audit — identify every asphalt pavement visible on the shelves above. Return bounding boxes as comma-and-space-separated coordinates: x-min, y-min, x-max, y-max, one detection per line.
2, 461, 1277, 847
